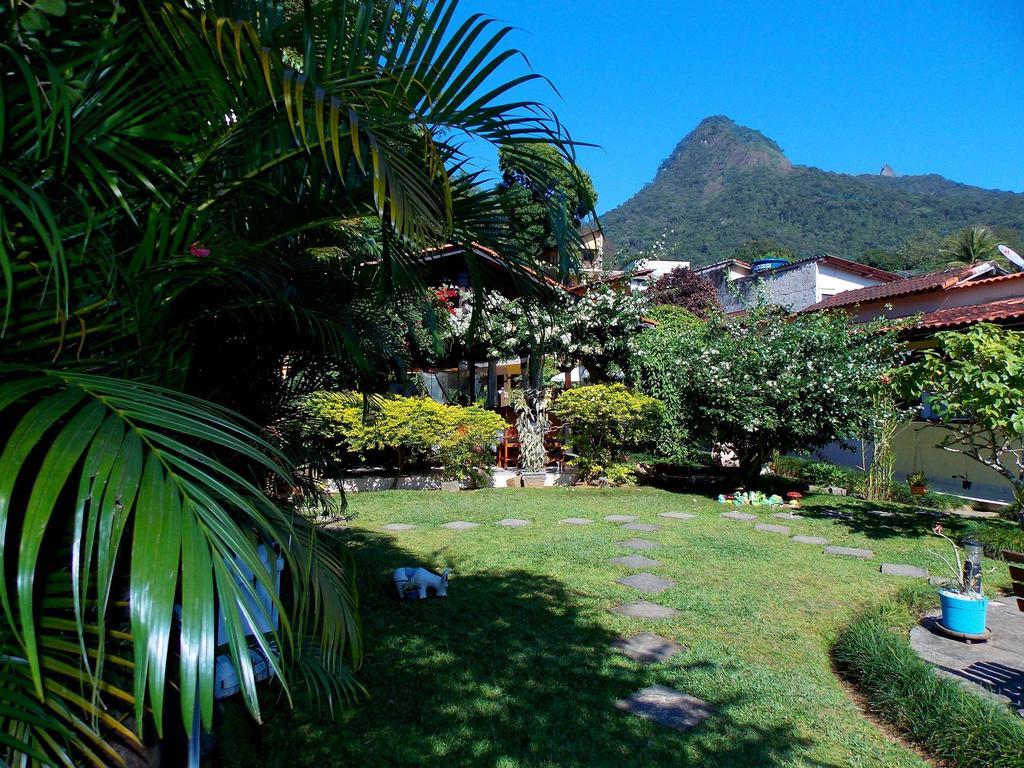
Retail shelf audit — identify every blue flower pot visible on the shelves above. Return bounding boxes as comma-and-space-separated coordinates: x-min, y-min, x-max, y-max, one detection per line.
939, 589, 988, 635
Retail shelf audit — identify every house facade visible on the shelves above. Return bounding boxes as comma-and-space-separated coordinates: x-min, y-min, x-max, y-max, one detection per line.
694, 256, 902, 314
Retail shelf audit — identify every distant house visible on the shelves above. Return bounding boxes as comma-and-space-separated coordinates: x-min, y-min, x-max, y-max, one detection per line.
624, 258, 691, 291
694, 255, 902, 314
801, 260, 1024, 505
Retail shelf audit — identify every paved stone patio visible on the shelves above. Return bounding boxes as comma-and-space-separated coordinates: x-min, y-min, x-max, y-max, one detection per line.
622, 522, 663, 532
880, 563, 929, 578
496, 518, 531, 527
441, 521, 479, 530
560, 517, 593, 525
609, 555, 662, 569
617, 572, 676, 594
382, 523, 415, 531
824, 545, 874, 559
659, 512, 696, 520
605, 515, 638, 523
613, 633, 685, 663
791, 535, 828, 545
615, 685, 715, 731
721, 511, 758, 521
611, 600, 681, 619
619, 537, 659, 550
755, 523, 790, 535
911, 600, 1024, 714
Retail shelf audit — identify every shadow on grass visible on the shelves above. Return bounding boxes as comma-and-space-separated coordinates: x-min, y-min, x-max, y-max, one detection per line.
796, 495, 982, 543
213, 530, 840, 768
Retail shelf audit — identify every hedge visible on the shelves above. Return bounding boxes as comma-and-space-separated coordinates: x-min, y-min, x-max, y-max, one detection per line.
832, 589, 1024, 768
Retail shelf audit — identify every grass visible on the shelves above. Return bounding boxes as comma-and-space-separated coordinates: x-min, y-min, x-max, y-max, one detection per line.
833, 589, 1024, 768
214, 487, 1014, 768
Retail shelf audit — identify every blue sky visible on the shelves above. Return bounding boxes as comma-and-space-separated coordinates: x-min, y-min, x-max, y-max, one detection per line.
456, 0, 1024, 213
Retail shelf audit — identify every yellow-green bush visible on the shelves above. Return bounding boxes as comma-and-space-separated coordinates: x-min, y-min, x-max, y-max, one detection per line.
304, 393, 506, 486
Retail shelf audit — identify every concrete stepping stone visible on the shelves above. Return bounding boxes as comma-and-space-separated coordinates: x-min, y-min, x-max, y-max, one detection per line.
825, 545, 874, 559
622, 522, 663, 533
721, 512, 757, 521
609, 555, 661, 569
659, 512, 696, 520
821, 509, 853, 520
881, 563, 929, 578
619, 538, 658, 551
615, 685, 714, 731
755, 523, 791, 535
613, 632, 685, 663
772, 512, 803, 520
605, 515, 637, 523
383, 523, 414, 532
791, 535, 828, 545
441, 521, 479, 530
560, 517, 593, 525
497, 518, 530, 527
867, 509, 896, 518
617, 572, 676, 594
611, 600, 680, 619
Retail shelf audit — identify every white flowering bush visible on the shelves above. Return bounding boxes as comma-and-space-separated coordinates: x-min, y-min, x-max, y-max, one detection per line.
629, 305, 903, 479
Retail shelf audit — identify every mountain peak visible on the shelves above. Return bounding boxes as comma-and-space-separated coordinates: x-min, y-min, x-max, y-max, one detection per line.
880, 163, 897, 177
655, 116, 792, 199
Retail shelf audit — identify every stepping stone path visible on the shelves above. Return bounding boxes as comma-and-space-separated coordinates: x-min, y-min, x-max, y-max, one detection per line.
825, 545, 874, 559
881, 563, 929, 578
867, 509, 896, 518
609, 555, 661, 569
442, 521, 479, 530
613, 632, 685, 663
611, 600, 680, 619
821, 509, 854, 520
560, 517, 593, 525
617, 573, 676, 594
659, 512, 695, 521
755, 523, 790, 535
721, 512, 757, 521
772, 512, 802, 520
383, 524, 414, 532
615, 685, 714, 732
791, 535, 828, 545
496, 518, 530, 527
622, 522, 663, 533
605, 515, 637, 523
619, 538, 658, 551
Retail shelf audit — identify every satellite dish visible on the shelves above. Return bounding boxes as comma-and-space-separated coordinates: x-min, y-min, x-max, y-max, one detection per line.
998, 244, 1024, 272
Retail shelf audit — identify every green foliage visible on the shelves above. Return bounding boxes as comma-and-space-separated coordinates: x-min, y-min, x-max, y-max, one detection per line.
304, 393, 505, 486
833, 592, 1024, 768
940, 226, 1001, 265
551, 384, 664, 484
630, 305, 901, 478
602, 116, 1024, 267
646, 305, 706, 335
497, 143, 598, 274
911, 325, 1024, 517
963, 521, 1024, 560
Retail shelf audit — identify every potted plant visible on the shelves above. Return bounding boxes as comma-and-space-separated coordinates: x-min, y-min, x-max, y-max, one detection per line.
930, 524, 988, 635
907, 471, 928, 496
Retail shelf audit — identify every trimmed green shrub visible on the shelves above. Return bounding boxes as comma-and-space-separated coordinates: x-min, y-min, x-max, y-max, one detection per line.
833, 591, 1024, 768
551, 384, 664, 485
304, 392, 506, 486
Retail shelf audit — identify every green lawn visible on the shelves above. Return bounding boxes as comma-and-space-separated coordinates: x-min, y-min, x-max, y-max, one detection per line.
215, 487, 1012, 768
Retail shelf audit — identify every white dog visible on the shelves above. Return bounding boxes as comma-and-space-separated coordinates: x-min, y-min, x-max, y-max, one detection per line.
392, 567, 450, 599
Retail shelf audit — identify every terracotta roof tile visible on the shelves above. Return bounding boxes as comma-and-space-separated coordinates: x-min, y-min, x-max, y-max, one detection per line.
916, 297, 1024, 330
801, 265, 978, 312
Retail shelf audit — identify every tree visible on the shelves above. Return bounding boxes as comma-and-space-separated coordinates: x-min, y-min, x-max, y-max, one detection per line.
0, 0, 579, 762
649, 267, 721, 318
733, 240, 796, 263
497, 143, 598, 274
940, 226, 1000, 265
910, 324, 1024, 527
629, 305, 901, 481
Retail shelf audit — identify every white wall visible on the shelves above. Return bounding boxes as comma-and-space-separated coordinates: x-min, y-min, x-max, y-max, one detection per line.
815, 263, 886, 303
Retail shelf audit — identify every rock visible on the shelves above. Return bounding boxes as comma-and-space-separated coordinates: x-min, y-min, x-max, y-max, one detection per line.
721, 512, 757, 521
881, 563, 929, 578
383, 523, 414, 532
496, 518, 530, 527
605, 515, 638, 523
559, 517, 593, 525
616, 573, 676, 594
441, 521, 479, 530
615, 685, 714, 731
791, 535, 828, 545
609, 555, 662, 569
610, 600, 681, 619
659, 512, 696, 520
619, 538, 659, 550
824, 546, 874, 559
612, 633, 685, 663
622, 522, 663, 532
755, 523, 791, 535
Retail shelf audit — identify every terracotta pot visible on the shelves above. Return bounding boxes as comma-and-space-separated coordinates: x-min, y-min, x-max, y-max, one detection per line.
910, 485, 926, 496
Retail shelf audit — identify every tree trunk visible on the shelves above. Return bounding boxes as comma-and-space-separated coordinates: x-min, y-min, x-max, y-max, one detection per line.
486, 358, 498, 409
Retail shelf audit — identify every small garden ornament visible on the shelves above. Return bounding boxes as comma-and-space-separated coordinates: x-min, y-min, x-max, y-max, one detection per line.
392, 567, 450, 600
907, 471, 928, 496
930, 524, 989, 638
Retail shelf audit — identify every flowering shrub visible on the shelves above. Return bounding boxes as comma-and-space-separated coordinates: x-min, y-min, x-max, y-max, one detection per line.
304, 392, 506, 486
629, 305, 903, 479
551, 384, 664, 484
649, 266, 720, 318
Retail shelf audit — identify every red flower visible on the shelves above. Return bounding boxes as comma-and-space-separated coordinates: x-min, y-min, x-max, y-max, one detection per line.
190, 242, 210, 258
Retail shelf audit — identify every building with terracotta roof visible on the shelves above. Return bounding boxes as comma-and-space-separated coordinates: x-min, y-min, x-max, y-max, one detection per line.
695, 255, 903, 314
